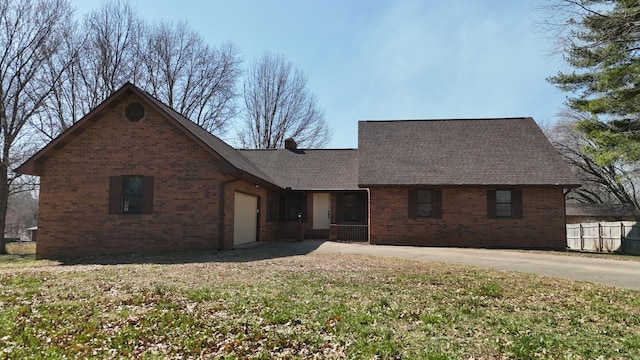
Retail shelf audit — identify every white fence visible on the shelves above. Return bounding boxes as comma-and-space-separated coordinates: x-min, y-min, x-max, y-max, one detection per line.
566, 221, 640, 255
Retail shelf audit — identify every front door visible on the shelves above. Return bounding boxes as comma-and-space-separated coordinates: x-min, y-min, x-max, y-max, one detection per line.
234, 192, 258, 245
313, 193, 330, 230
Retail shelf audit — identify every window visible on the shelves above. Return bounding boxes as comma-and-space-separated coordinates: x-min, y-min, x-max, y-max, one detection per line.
416, 189, 433, 217
122, 176, 143, 214
338, 192, 367, 222
487, 189, 522, 219
408, 189, 442, 219
495, 190, 512, 218
109, 176, 154, 215
279, 193, 307, 222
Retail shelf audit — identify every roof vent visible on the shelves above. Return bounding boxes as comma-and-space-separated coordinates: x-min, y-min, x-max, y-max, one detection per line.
125, 102, 145, 122
284, 138, 297, 150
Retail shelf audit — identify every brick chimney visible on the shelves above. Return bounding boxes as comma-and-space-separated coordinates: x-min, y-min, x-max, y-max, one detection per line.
284, 138, 297, 150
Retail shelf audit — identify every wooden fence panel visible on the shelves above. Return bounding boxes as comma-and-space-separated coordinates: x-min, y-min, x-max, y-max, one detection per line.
566, 224, 582, 251
582, 223, 600, 252
566, 221, 640, 255
600, 223, 623, 252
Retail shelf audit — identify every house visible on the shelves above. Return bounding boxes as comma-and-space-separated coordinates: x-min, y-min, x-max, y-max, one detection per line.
16, 83, 580, 259
358, 119, 580, 248
565, 203, 640, 224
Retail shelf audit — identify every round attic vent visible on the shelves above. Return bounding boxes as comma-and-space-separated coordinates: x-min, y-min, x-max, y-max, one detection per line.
125, 102, 145, 122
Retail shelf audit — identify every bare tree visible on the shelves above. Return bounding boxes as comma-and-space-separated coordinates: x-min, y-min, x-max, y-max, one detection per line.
238, 52, 330, 149
37, 1, 242, 139
5, 189, 38, 239
547, 109, 640, 207
140, 21, 241, 134
34, 0, 143, 140
0, 0, 75, 253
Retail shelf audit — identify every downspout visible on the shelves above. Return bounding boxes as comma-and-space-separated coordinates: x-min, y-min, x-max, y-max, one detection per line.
563, 188, 572, 249
218, 174, 243, 250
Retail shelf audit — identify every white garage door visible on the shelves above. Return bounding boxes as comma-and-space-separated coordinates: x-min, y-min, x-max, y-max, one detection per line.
234, 192, 258, 246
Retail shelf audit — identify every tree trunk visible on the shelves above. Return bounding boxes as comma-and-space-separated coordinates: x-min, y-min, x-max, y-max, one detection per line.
0, 160, 8, 255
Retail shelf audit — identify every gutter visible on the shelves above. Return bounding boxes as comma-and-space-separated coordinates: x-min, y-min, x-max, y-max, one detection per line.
218, 174, 243, 250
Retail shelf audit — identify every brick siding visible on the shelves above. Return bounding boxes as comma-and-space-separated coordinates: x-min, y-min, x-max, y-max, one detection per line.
36, 94, 240, 258
368, 186, 567, 249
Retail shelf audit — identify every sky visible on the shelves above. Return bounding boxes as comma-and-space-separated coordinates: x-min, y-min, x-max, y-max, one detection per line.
69, 0, 568, 148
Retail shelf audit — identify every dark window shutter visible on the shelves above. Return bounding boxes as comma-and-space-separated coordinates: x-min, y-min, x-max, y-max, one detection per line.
279, 194, 286, 221
300, 194, 308, 222
408, 190, 417, 219
108, 176, 121, 215
432, 189, 443, 219
512, 189, 523, 219
487, 189, 496, 219
336, 193, 344, 222
142, 176, 154, 214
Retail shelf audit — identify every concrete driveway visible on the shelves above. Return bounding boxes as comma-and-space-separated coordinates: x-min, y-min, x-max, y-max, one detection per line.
293, 240, 640, 291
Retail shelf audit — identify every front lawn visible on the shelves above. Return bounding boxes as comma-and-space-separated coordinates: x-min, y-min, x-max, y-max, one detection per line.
0, 250, 638, 359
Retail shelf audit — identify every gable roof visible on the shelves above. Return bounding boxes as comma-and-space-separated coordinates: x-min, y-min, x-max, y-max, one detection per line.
358, 118, 581, 187
239, 148, 360, 191
16, 83, 278, 188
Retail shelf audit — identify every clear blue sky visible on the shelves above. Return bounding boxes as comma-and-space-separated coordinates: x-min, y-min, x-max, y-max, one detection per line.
70, 0, 567, 148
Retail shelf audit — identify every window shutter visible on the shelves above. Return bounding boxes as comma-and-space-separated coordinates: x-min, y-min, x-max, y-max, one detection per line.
336, 193, 344, 222
408, 190, 417, 219
432, 189, 443, 219
142, 176, 154, 214
512, 189, 523, 219
108, 176, 121, 215
487, 189, 496, 219
300, 194, 308, 222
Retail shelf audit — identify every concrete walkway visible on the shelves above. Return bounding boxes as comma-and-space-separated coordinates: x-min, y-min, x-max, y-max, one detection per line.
288, 240, 640, 291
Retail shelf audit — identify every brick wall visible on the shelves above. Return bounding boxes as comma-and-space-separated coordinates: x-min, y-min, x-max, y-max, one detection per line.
36, 94, 232, 258
368, 186, 567, 249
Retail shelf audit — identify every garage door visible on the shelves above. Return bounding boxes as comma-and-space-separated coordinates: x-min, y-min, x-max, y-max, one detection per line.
234, 192, 258, 246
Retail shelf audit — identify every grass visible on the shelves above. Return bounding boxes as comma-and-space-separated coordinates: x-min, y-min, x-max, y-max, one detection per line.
0, 249, 639, 359
4, 241, 36, 255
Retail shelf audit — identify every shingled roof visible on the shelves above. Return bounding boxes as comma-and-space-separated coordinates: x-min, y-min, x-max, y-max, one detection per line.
358, 118, 581, 187
566, 203, 640, 218
239, 148, 360, 191
139, 90, 275, 185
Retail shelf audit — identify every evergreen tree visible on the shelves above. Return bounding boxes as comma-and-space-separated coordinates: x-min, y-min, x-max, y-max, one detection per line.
549, 0, 640, 167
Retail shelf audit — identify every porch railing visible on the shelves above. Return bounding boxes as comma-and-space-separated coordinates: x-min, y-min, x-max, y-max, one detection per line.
330, 224, 368, 242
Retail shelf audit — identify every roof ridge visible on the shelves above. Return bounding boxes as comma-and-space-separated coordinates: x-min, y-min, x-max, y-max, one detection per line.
359, 117, 532, 123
